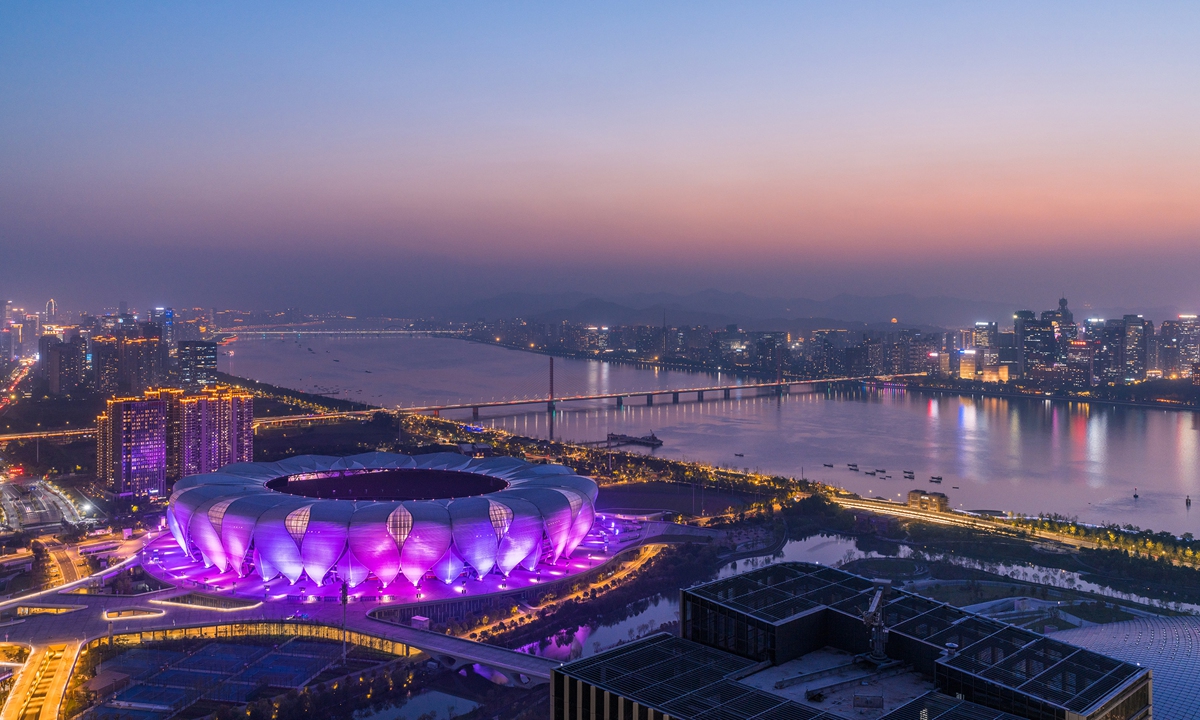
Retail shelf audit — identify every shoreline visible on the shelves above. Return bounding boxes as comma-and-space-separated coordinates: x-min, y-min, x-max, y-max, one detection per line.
896, 381, 1200, 415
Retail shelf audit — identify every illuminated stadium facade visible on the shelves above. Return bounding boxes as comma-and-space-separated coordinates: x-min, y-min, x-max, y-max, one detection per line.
166, 452, 599, 588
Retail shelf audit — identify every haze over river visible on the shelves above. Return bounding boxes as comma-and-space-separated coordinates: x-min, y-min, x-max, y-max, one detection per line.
229, 335, 1200, 534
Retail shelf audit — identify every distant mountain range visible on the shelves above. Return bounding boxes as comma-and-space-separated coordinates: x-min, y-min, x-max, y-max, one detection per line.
446, 290, 1021, 330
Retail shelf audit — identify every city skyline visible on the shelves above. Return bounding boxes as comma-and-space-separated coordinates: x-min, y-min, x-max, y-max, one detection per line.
2, 3, 1199, 313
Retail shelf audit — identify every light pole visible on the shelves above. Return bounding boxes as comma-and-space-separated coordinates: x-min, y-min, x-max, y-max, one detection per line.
340, 580, 348, 665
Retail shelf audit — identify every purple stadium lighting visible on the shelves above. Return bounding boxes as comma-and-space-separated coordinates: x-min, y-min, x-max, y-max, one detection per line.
167, 452, 599, 588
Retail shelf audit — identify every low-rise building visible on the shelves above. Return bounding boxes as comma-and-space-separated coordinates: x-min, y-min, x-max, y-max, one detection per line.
907, 490, 949, 512
553, 562, 1151, 720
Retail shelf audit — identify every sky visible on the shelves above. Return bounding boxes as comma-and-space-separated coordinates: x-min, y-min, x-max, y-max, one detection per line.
1, 2, 1199, 316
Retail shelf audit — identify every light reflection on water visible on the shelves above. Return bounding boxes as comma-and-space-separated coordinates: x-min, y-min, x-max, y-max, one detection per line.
355, 689, 479, 720
234, 335, 1200, 532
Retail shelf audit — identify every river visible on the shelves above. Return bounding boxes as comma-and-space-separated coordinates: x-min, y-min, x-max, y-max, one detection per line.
228, 335, 1200, 534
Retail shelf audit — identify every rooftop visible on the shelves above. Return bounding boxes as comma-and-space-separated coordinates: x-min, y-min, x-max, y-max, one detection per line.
683, 563, 1148, 717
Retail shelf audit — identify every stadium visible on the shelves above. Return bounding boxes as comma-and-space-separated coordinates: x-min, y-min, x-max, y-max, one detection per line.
163, 452, 601, 592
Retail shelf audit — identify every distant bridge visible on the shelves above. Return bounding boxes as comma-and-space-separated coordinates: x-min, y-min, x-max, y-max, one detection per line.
219, 329, 462, 337
253, 374, 918, 425
0, 375, 917, 441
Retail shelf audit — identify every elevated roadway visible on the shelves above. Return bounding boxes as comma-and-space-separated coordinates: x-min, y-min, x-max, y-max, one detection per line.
1, 374, 921, 438
0, 539, 564, 720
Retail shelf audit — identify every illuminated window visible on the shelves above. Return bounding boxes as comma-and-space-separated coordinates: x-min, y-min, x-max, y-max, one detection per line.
207, 498, 237, 535
488, 501, 513, 540
285, 505, 312, 544
386, 505, 413, 545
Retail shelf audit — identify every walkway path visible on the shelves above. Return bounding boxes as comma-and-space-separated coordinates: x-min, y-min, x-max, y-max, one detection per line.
0, 547, 563, 720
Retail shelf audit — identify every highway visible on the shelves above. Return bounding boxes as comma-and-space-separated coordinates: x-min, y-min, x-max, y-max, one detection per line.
829, 494, 1109, 552
0, 482, 81, 533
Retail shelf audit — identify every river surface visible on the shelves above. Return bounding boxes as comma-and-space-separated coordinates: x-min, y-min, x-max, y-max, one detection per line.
230, 335, 1200, 534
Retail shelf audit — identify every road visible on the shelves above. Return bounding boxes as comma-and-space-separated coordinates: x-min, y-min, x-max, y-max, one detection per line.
0, 482, 80, 533
0, 538, 564, 720
830, 495, 1109, 552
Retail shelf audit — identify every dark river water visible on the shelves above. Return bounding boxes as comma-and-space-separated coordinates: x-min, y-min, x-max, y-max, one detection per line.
229, 335, 1200, 534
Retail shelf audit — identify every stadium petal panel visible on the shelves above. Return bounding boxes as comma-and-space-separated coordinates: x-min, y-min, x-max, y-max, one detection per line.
167, 452, 599, 587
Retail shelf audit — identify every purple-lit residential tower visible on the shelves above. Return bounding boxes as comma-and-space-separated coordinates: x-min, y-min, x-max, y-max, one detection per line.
166, 453, 599, 588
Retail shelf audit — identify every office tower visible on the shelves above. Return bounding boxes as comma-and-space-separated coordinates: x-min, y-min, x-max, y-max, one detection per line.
1013, 310, 1035, 376
118, 300, 128, 316
44, 299, 57, 321
972, 322, 997, 349
1065, 340, 1095, 388
1040, 298, 1077, 363
1122, 315, 1150, 382
91, 336, 121, 394
0, 328, 11, 369
21, 314, 40, 347
1019, 316, 1056, 376
96, 396, 167, 498
958, 349, 977, 380
1178, 315, 1200, 373
1092, 320, 1126, 384
149, 307, 175, 346
1159, 321, 1183, 377
46, 337, 86, 396
144, 387, 254, 482
177, 341, 218, 387
37, 334, 59, 380
971, 322, 999, 366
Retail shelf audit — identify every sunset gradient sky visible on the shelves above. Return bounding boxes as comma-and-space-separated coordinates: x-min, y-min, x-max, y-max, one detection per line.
2, 2, 1198, 313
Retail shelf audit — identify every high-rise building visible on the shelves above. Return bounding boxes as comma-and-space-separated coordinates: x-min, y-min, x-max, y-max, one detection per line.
182, 388, 254, 477
44, 299, 57, 321
177, 341, 218, 387
971, 322, 997, 349
958, 349, 977, 380
91, 335, 121, 395
1159, 320, 1185, 377
37, 334, 59, 380
47, 337, 86, 396
1013, 310, 1035, 376
1019, 317, 1057, 377
89, 325, 167, 395
142, 387, 254, 483
96, 396, 168, 498
0, 327, 12, 370
1178, 315, 1200, 373
1040, 298, 1077, 363
119, 336, 164, 392
149, 307, 175, 346
1122, 315, 1150, 382
1065, 340, 1095, 388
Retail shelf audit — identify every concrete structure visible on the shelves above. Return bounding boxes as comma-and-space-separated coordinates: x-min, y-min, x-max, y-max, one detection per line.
906, 490, 949, 512
96, 397, 168, 499
177, 340, 218, 387
0, 544, 563, 720
167, 453, 599, 588
553, 563, 1150, 720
